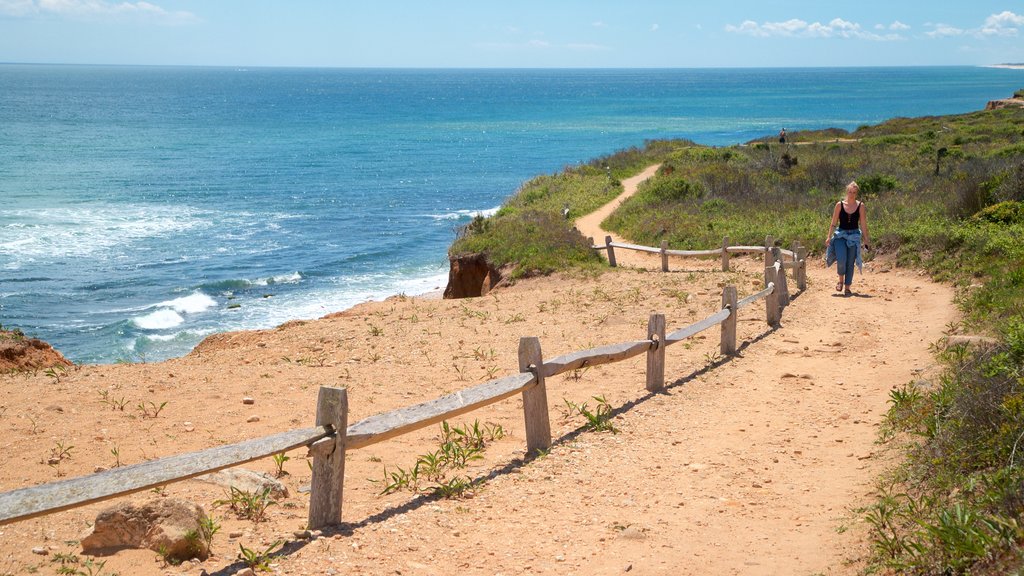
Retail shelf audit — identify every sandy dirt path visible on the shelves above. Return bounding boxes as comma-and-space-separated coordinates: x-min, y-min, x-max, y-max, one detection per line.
0, 166, 955, 576
576, 164, 660, 251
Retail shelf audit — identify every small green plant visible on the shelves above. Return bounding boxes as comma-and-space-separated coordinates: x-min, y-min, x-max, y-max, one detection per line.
98, 391, 130, 411
50, 551, 80, 575
137, 400, 167, 419
214, 486, 276, 523
378, 464, 419, 495
237, 540, 282, 572
703, 351, 723, 366
110, 446, 121, 468
564, 395, 618, 433
272, 452, 290, 478
376, 420, 502, 498
368, 323, 384, 337
429, 476, 478, 499
51, 553, 114, 576
181, 514, 219, 560
156, 545, 181, 566
472, 346, 496, 361
45, 440, 74, 477
44, 365, 68, 384
568, 366, 590, 382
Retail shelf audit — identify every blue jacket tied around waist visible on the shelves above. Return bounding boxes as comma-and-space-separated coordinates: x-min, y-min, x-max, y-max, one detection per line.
825, 229, 863, 273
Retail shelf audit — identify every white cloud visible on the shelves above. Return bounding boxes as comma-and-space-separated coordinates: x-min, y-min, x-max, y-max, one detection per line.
926, 11, 1023, 38
651, 23, 659, 32
890, 20, 910, 31
980, 10, 1024, 36
725, 17, 901, 40
0, 0, 197, 23
926, 24, 965, 38
591, 21, 606, 28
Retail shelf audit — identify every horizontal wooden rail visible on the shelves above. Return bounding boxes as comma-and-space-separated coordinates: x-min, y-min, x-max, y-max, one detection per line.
608, 241, 661, 254
737, 283, 775, 310
726, 245, 768, 253
665, 308, 732, 344
0, 426, 332, 526
542, 340, 653, 378
343, 373, 537, 451
665, 248, 721, 257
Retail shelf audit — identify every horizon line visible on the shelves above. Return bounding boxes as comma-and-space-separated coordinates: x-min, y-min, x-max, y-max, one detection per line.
0, 61, 1012, 71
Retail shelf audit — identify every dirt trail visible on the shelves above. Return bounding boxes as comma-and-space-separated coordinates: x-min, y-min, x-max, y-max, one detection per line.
576, 163, 660, 250
0, 166, 956, 576
550, 165, 957, 573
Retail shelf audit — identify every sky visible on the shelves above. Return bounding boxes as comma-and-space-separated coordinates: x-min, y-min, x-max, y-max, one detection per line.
1, 1, 1023, 68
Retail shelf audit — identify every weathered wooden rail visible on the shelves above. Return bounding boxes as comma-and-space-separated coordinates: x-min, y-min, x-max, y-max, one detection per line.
591, 234, 807, 282
0, 240, 806, 532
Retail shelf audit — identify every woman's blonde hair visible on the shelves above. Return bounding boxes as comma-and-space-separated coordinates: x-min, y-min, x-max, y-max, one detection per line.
846, 181, 860, 194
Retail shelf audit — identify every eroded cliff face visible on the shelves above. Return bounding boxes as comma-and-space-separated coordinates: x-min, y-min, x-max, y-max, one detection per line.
443, 253, 504, 299
985, 97, 1024, 110
0, 330, 73, 371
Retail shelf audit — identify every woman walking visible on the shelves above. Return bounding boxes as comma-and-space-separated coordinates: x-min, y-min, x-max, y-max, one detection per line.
825, 181, 870, 296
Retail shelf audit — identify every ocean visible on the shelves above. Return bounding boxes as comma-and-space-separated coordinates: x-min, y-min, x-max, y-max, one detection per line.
1, 65, 1021, 364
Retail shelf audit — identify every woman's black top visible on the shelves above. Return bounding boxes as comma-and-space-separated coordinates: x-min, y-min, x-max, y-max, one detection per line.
838, 202, 861, 230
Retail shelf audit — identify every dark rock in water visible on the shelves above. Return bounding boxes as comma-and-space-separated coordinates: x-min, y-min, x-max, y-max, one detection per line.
0, 330, 73, 371
444, 253, 503, 299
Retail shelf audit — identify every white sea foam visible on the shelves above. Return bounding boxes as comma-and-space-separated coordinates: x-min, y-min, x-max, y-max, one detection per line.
254, 272, 302, 286
133, 309, 185, 330
132, 292, 215, 329
0, 205, 207, 265
143, 329, 212, 343
155, 292, 217, 314
430, 207, 500, 221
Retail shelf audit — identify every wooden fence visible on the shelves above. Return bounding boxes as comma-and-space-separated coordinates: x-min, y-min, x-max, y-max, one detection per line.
0, 238, 807, 531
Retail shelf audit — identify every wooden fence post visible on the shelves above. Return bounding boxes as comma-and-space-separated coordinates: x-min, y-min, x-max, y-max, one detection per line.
309, 387, 348, 530
519, 337, 551, 456
772, 247, 790, 307
765, 265, 780, 327
646, 314, 666, 392
605, 235, 617, 268
721, 236, 730, 271
660, 240, 669, 272
764, 235, 775, 268
587, 236, 594, 249
796, 246, 808, 291
720, 286, 738, 356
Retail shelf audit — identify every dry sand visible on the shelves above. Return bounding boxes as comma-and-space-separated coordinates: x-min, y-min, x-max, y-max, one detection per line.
0, 168, 955, 576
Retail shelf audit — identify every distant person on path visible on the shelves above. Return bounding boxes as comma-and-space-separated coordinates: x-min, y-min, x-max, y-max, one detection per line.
825, 181, 870, 296
778, 128, 787, 144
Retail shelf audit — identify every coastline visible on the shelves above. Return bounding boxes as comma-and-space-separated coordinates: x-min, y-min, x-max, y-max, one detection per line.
983, 63, 1024, 69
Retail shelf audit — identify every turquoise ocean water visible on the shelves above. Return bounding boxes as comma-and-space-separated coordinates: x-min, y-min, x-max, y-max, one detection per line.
1, 65, 1021, 364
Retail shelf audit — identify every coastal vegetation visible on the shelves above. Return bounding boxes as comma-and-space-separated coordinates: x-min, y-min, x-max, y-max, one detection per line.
452, 102, 1024, 573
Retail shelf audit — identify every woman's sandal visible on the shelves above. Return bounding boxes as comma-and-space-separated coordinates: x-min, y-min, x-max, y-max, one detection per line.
844, 287, 853, 297
835, 280, 843, 292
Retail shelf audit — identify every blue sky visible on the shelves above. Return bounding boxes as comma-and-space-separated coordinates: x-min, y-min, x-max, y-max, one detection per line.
1, 1, 1023, 68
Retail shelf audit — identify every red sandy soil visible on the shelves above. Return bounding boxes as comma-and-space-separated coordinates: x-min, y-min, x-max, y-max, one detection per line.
0, 169, 955, 576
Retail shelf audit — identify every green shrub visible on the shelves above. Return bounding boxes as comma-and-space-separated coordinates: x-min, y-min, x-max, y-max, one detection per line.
451, 209, 603, 279
973, 201, 1024, 224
